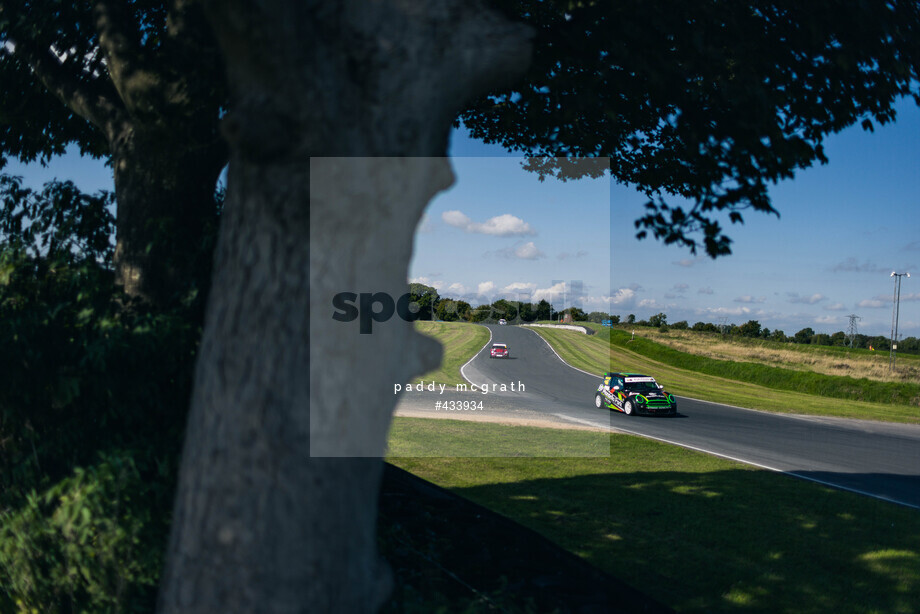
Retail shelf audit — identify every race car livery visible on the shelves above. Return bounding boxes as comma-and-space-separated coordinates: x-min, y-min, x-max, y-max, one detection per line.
594, 372, 677, 416
490, 343, 509, 358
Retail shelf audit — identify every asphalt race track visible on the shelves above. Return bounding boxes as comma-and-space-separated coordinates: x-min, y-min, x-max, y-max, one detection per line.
395, 323, 920, 509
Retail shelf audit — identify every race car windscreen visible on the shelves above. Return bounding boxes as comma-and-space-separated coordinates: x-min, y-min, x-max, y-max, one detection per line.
625, 381, 661, 393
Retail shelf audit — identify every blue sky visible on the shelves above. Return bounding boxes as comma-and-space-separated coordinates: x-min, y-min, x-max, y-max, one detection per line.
435, 98, 920, 338
410, 156, 610, 318
5, 100, 918, 338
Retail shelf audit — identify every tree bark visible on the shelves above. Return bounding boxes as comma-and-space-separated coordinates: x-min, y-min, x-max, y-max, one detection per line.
111, 124, 225, 307
157, 1, 531, 612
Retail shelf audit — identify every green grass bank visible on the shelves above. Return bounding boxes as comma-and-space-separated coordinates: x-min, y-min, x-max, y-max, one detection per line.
412, 321, 490, 387
389, 418, 920, 613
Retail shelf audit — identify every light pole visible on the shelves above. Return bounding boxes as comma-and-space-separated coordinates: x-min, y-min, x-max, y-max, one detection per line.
889, 271, 910, 371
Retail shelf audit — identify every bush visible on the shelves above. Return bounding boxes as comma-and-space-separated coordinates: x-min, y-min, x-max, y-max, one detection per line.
0, 452, 163, 613
0, 176, 202, 612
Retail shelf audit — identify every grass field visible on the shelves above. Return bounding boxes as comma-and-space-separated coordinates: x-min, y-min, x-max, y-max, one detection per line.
412, 321, 490, 386
529, 324, 920, 424
640, 326, 920, 384
388, 418, 920, 613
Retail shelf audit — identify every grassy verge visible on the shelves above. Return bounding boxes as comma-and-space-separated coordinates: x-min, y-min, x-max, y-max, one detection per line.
602, 327, 920, 406
412, 321, 490, 387
387, 413, 609, 457
388, 418, 920, 613
529, 325, 920, 424
636, 326, 920, 384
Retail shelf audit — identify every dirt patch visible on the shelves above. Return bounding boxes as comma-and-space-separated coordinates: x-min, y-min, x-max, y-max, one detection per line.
394, 407, 609, 432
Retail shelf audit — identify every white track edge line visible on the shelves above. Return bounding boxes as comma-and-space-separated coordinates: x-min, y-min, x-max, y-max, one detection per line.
523, 326, 603, 379
551, 413, 920, 510
459, 325, 493, 386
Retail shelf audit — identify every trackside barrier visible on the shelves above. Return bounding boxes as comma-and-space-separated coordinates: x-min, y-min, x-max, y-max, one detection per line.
522, 324, 589, 334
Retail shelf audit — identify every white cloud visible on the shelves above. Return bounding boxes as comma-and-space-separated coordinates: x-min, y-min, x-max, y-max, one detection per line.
815, 315, 839, 325
830, 258, 888, 274
856, 293, 918, 309
533, 282, 567, 303
442, 210, 472, 228
698, 287, 715, 295
557, 250, 588, 260
410, 276, 443, 290
734, 295, 766, 304
512, 241, 545, 260
787, 293, 826, 305
475, 214, 536, 236
698, 306, 754, 317
446, 282, 467, 295
672, 283, 689, 293
489, 241, 546, 260
584, 296, 614, 310
611, 287, 637, 306
824, 302, 847, 311
441, 210, 535, 236
502, 282, 537, 295
673, 257, 704, 268
477, 281, 495, 296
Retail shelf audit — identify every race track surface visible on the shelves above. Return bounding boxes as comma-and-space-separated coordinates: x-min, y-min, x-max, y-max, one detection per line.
395, 323, 920, 509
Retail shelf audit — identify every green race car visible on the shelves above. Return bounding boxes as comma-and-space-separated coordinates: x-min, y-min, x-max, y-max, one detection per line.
594, 372, 677, 416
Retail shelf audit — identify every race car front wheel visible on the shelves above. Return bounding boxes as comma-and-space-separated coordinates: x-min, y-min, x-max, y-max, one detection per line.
594, 393, 603, 409
623, 400, 635, 416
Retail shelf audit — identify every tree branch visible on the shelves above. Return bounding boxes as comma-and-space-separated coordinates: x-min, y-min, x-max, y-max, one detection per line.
93, 0, 164, 117
11, 36, 125, 140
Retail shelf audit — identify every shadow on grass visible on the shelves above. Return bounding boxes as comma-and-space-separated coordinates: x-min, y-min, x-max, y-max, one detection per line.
447, 468, 920, 613
378, 464, 673, 614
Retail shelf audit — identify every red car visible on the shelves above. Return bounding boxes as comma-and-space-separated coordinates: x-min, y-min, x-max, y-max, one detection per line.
490, 343, 509, 358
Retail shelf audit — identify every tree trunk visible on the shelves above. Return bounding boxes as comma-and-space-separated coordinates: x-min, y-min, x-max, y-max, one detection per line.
111, 125, 226, 308
157, 1, 530, 612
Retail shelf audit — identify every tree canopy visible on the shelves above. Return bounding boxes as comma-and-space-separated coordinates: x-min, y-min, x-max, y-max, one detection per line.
0, 0, 228, 305
0, 0, 225, 164
463, 0, 920, 256
3, 1, 919, 269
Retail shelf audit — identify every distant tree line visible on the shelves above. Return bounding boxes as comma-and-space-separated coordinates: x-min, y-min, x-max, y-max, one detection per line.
627, 312, 919, 354
409, 283, 604, 324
